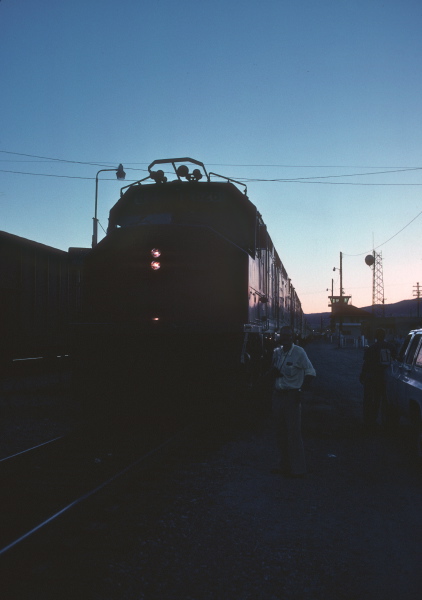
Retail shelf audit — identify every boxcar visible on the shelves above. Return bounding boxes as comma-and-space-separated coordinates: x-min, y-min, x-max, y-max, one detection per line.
0, 231, 82, 368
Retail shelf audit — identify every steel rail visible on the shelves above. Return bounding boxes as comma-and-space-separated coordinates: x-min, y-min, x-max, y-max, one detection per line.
0, 436, 65, 463
0, 426, 191, 557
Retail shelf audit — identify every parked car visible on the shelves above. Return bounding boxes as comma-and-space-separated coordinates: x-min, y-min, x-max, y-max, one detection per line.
385, 328, 422, 459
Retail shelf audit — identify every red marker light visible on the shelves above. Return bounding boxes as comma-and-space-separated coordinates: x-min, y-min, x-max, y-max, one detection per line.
151, 261, 161, 270
151, 248, 161, 258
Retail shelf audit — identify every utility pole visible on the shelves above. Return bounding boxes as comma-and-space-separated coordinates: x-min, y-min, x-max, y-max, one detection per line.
413, 282, 421, 317
333, 252, 344, 296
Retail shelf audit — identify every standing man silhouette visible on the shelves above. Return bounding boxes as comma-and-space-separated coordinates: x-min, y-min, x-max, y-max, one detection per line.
270, 326, 316, 477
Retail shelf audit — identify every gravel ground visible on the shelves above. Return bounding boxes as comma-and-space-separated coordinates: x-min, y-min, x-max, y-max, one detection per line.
0, 365, 80, 458
2, 341, 422, 600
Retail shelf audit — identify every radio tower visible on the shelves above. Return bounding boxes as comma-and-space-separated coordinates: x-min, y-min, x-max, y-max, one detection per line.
365, 250, 385, 317
373, 251, 385, 316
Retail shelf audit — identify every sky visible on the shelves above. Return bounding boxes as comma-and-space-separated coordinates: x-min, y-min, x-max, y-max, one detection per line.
1, 0, 422, 315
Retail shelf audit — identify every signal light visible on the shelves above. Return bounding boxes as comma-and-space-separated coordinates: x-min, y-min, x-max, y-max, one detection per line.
151, 248, 161, 258
151, 261, 161, 270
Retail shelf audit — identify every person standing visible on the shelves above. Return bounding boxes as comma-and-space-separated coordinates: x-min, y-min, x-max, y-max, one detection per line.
270, 326, 316, 477
360, 328, 396, 430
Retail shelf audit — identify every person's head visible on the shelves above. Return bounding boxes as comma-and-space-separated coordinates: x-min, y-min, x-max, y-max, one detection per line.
375, 328, 386, 342
278, 326, 294, 349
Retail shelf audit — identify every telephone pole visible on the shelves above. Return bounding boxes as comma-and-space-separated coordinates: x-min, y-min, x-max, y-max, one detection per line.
413, 282, 421, 317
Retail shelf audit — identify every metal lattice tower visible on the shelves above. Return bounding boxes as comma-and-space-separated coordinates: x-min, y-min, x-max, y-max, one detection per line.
372, 250, 385, 316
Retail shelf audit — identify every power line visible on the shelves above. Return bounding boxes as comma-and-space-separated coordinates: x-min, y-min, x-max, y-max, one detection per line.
344, 208, 422, 257
1, 167, 421, 186
248, 181, 422, 186
0, 169, 144, 180
0, 169, 94, 180
1, 149, 422, 172
209, 163, 422, 170
0, 150, 113, 168
242, 166, 422, 181
1, 150, 421, 185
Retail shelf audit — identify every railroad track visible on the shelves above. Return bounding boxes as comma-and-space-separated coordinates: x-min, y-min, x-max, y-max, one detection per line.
0, 421, 191, 559
0, 436, 66, 464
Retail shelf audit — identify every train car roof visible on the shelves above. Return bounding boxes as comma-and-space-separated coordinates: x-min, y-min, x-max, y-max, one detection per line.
0, 230, 68, 256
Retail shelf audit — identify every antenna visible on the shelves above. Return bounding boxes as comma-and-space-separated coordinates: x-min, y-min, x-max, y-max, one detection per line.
365, 250, 385, 316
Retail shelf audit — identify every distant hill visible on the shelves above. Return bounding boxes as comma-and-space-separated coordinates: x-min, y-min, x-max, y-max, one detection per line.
305, 298, 421, 328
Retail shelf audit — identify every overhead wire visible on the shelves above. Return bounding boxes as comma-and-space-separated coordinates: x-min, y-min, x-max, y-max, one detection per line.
1, 166, 421, 186
0, 169, 145, 181
240, 166, 422, 181
2, 150, 422, 170
1, 150, 422, 184
0, 149, 114, 168
240, 179, 422, 186
343, 208, 422, 257
3, 170, 420, 185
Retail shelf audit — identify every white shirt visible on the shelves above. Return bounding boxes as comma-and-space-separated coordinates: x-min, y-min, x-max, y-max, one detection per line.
271, 344, 316, 390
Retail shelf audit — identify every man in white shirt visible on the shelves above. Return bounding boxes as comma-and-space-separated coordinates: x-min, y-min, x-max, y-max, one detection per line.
270, 326, 316, 477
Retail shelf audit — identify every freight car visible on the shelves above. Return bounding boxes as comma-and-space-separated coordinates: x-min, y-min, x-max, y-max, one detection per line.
72, 158, 308, 418
0, 231, 82, 371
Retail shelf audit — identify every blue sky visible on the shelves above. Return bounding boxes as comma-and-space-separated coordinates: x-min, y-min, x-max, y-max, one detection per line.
1, 0, 422, 314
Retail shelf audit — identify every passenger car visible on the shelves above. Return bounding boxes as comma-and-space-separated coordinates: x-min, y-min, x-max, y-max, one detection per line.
385, 328, 422, 458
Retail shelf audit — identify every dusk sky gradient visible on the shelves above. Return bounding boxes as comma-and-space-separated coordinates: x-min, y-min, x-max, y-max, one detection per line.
1, 0, 422, 314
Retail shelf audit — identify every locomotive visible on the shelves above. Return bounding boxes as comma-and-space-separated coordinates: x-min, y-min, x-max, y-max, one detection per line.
73, 158, 307, 419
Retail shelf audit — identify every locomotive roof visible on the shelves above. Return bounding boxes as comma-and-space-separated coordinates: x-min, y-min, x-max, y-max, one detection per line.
110, 157, 253, 220
106, 178, 258, 257
109, 179, 256, 227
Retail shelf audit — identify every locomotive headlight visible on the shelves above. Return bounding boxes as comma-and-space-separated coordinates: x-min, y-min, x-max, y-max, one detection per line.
151, 248, 161, 258
151, 261, 161, 270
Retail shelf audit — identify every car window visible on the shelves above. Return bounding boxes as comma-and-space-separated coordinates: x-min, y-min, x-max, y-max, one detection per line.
398, 334, 412, 362
404, 334, 422, 365
415, 343, 422, 368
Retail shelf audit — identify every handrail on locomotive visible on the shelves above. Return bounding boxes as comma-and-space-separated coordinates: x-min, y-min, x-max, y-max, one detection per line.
119, 157, 247, 197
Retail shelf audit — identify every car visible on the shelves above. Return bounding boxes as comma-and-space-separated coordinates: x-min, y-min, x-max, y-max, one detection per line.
385, 328, 422, 459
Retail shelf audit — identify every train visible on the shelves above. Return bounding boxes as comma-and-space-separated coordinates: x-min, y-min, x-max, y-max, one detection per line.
0, 231, 83, 371
72, 158, 309, 419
